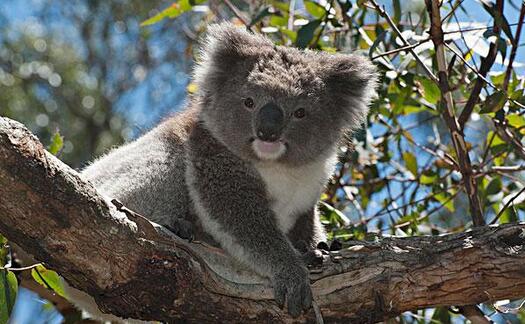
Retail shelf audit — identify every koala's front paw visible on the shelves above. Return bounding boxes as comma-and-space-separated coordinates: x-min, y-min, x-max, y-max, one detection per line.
272, 264, 312, 318
166, 218, 194, 241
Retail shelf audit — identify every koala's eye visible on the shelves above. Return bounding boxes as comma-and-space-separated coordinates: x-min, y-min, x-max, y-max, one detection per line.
243, 97, 255, 109
293, 108, 306, 119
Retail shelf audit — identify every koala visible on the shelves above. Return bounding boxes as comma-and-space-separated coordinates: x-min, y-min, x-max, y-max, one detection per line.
76, 22, 377, 320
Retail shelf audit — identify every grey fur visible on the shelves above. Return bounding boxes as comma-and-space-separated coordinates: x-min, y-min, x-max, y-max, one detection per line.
81, 22, 378, 318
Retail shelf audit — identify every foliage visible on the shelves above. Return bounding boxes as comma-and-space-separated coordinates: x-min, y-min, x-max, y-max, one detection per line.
139, 0, 525, 322
1, 0, 525, 322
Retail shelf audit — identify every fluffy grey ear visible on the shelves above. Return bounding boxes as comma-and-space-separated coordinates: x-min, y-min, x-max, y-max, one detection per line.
193, 22, 273, 93
323, 54, 378, 127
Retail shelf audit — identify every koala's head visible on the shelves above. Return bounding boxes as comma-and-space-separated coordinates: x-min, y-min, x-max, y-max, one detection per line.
194, 22, 378, 166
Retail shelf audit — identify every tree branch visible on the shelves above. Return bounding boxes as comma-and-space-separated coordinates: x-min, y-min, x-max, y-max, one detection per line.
457, 0, 504, 130
1, 116, 525, 323
425, 0, 485, 227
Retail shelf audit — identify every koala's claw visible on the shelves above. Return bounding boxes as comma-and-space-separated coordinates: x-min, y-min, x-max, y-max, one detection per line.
302, 249, 324, 267
272, 265, 312, 318
166, 218, 194, 241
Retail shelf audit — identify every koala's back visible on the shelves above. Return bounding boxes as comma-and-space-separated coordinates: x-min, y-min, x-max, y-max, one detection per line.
81, 106, 198, 228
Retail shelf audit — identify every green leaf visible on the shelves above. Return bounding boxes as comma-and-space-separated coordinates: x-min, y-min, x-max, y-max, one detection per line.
486, 178, 502, 196
481, 0, 513, 41
270, 14, 288, 27
47, 131, 64, 156
402, 152, 418, 176
295, 19, 321, 48
431, 307, 452, 324
420, 171, 437, 185
507, 114, 525, 129
480, 91, 507, 114
434, 193, 455, 212
31, 265, 66, 298
419, 78, 440, 104
249, 7, 272, 27
279, 27, 297, 42
0, 270, 18, 322
304, 1, 326, 19
337, 0, 352, 12
369, 30, 387, 59
319, 201, 350, 227
141, 0, 206, 26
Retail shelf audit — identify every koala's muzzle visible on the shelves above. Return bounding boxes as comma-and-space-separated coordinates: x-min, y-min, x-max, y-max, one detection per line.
255, 102, 284, 142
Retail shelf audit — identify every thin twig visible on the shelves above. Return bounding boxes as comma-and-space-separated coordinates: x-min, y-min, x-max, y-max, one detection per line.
223, 0, 252, 31
0, 263, 43, 271
371, 38, 430, 60
441, 0, 466, 24
443, 21, 525, 35
503, 2, 525, 90
491, 186, 525, 225
444, 43, 525, 110
457, 0, 503, 130
369, 0, 438, 83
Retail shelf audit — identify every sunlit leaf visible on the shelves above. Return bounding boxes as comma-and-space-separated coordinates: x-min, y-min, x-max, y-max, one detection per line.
419, 78, 440, 104
304, 1, 326, 19
319, 201, 350, 227
420, 171, 437, 185
48, 131, 64, 156
0, 270, 18, 322
403, 151, 418, 176
31, 265, 66, 298
141, 0, 206, 26
434, 193, 455, 212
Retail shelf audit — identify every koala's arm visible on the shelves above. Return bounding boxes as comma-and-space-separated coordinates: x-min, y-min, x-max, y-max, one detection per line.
186, 124, 311, 317
287, 208, 326, 250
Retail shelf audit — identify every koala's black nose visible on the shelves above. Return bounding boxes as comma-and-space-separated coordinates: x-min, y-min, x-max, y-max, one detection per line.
255, 102, 284, 142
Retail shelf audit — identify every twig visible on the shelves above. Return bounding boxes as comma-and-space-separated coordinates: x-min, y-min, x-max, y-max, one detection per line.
443, 21, 525, 35
0, 262, 43, 271
222, 0, 252, 31
491, 186, 525, 225
444, 42, 525, 110
310, 0, 333, 48
371, 39, 430, 60
490, 165, 525, 173
503, 2, 525, 90
492, 119, 525, 160
287, 0, 296, 32
425, 0, 485, 227
459, 305, 493, 324
441, 0, 466, 24
457, 0, 504, 130
369, 0, 438, 83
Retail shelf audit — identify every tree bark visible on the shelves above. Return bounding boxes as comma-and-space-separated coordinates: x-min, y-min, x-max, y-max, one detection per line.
1, 116, 524, 323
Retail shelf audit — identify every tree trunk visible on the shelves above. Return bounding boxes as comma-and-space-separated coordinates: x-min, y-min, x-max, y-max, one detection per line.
1, 116, 524, 323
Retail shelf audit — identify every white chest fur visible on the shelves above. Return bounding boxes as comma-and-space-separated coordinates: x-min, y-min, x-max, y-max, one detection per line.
255, 154, 338, 233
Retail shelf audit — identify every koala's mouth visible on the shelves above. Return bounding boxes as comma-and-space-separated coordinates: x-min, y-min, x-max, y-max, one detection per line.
251, 138, 287, 160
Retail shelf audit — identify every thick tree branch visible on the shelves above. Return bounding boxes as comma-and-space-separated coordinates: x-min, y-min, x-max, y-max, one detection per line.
1, 116, 525, 323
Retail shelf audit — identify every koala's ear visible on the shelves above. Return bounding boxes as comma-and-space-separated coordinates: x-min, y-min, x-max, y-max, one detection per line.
322, 54, 378, 126
202, 22, 273, 63
193, 22, 273, 94
324, 54, 378, 100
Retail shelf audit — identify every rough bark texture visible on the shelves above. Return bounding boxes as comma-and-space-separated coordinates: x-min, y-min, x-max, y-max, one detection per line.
1, 116, 525, 323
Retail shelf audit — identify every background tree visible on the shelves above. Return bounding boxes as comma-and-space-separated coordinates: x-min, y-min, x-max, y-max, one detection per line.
1, 0, 525, 323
